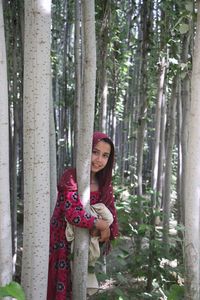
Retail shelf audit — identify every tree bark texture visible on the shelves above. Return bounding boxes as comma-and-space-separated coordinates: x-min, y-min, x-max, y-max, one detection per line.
162, 76, 178, 254
49, 83, 57, 216
72, 1, 96, 299
184, 2, 200, 299
21, 1, 51, 299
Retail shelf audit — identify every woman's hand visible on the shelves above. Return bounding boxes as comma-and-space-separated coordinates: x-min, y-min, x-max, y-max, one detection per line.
99, 227, 110, 242
91, 218, 110, 242
95, 218, 109, 231
89, 228, 100, 237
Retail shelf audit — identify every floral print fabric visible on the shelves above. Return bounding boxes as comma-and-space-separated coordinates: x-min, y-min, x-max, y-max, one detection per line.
47, 190, 99, 300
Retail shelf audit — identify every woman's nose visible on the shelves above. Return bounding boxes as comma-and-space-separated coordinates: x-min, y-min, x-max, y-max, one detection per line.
96, 154, 103, 162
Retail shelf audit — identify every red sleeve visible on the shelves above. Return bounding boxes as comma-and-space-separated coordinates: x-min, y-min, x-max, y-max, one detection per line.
58, 190, 96, 229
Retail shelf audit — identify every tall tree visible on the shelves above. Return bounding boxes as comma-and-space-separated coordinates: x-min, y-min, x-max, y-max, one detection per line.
72, 0, 96, 299
136, 0, 152, 197
184, 2, 200, 299
74, 0, 82, 164
49, 86, 57, 216
179, 14, 193, 226
0, 0, 13, 291
97, 0, 110, 132
21, 0, 51, 299
162, 76, 178, 254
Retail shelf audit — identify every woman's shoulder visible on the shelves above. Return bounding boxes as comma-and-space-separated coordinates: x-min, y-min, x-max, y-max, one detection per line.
57, 168, 77, 191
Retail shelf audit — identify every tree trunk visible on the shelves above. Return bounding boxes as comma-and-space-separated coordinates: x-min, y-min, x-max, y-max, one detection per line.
0, 0, 13, 292
184, 2, 200, 299
97, 0, 110, 132
156, 93, 166, 211
72, 0, 96, 299
49, 84, 57, 216
147, 55, 166, 292
21, 1, 51, 299
162, 76, 178, 254
180, 20, 193, 226
151, 56, 166, 207
136, 0, 151, 197
74, 0, 82, 164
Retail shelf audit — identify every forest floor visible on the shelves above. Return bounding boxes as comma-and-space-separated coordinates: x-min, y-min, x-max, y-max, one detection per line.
15, 215, 179, 300
88, 236, 149, 300
88, 220, 180, 300
15, 227, 141, 299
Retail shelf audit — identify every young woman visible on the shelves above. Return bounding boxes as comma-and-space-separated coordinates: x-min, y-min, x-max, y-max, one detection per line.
47, 132, 119, 300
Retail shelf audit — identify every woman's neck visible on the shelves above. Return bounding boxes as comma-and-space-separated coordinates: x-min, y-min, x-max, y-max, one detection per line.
90, 173, 99, 191
90, 172, 96, 183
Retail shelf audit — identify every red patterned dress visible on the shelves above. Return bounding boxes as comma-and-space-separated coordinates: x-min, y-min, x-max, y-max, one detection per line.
46, 168, 118, 300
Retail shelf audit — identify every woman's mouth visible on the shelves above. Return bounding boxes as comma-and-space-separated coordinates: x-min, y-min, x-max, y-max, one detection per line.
92, 163, 102, 169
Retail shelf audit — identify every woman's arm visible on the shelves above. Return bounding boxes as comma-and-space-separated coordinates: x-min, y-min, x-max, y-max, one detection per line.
59, 190, 95, 229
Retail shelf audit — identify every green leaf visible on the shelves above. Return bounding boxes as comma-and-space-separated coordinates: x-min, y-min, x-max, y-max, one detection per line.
116, 273, 128, 284
179, 23, 189, 34
168, 284, 184, 300
0, 282, 25, 300
114, 287, 125, 297
185, 2, 193, 12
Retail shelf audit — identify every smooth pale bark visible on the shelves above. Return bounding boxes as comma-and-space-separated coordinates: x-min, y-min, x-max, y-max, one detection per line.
162, 77, 178, 254
177, 84, 183, 225
180, 22, 192, 226
21, 1, 51, 299
147, 56, 166, 291
97, 0, 110, 132
74, 0, 81, 164
157, 93, 166, 210
72, 1, 96, 299
184, 3, 200, 299
151, 56, 166, 206
0, 0, 13, 291
49, 85, 57, 216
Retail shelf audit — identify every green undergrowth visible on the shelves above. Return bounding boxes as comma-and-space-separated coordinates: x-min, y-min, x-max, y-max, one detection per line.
89, 181, 184, 300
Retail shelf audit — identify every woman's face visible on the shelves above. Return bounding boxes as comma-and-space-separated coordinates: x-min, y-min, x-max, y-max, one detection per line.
91, 140, 111, 174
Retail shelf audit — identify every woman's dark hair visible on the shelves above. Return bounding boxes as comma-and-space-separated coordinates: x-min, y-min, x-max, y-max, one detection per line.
95, 137, 115, 189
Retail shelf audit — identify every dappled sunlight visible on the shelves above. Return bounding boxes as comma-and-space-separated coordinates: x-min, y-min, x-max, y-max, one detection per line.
39, 0, 51, 15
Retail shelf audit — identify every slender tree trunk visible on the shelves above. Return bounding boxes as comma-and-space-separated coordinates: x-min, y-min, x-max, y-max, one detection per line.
180, 24, 192, 226
72, 1, 96, 299
49, 84, 57, 216
57, 0, 68, 180
136, 0, 151, 197
147, 55, 166, 292
74, 0, 82, 164
21, 1, 51, 299
184, 3, 200, 298
97, 0, 110, 132
135, 0, 152, 256
177, 83, 182, 225
0, 0, 13, 292
151, 56, 166, 207
157, 93, 166, 211
162, 76, 178, 254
